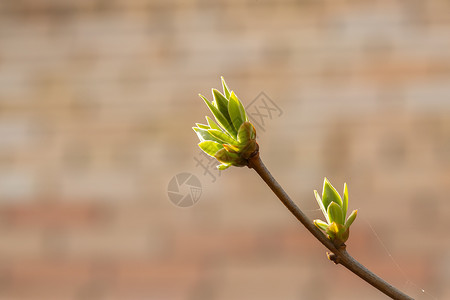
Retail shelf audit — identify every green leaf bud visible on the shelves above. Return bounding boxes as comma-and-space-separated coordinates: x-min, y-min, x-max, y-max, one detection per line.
194, 78, 258, 169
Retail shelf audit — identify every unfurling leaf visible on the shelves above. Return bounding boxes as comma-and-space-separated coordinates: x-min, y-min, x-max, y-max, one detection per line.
221, 76, 231, 99
345, 209, 358, 229
195, 123, 209, 129
206, 116, 223, 131
193, 127, 222, 143
212, 89, 232, 124
208, 129, 237, 144
314, 219, 329, 231
198, 141, 223, 157
322, 178, 343, 209
194, 78, 258, 170
343, 183, 349, 218
217, 163, 231, 170
200, 94, 237, 136
214, 148, 246, 166
237, 122, 256, 144
314, 190, 328, 223
314, 178, 357, 245
327, 202, 344, 225
223, 144, 241, 153
228, 92, 247, 132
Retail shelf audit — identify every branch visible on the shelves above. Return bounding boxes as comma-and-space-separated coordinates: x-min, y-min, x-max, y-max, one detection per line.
247, 152, 413, 300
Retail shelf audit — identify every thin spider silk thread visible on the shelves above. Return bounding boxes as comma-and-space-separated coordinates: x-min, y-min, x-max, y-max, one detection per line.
362, 215, 437, 300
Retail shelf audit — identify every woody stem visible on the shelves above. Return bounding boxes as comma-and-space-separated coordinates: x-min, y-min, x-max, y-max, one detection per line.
247, 152, 413, 300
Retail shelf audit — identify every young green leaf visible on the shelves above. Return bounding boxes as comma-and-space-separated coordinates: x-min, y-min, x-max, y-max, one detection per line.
343, 183, 349, 218
212, 89, 232, 124
206, 116, 223, 131
327, 202, 344, 225
208, 129, 237, 144
193, 127, 223, 143
314, 190, 329, 223
214, 148, 245, 166
228, 91, 247, 131
237, 122, 256, 144
221, 76, 231, 99
198, 141, 224, 157
326, 222, 338, 239
195, 123, 210, 130
314, 219, 329, 231
322, 178, 343, 209
217, 163, 231, 170
334, 223, 349, 244
223, 144, 241, 153
200, 94, 237, 136
345, 209, 358, 229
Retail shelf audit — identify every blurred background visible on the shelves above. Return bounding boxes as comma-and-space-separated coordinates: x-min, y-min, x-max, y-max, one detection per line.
0, 0, 449, 299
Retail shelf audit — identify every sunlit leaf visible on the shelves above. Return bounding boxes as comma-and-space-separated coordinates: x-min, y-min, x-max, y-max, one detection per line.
200, 94, 237, 136
208, 129, 237, 144
343, 182, 348, 218
326, 222, 338, 239
314, 190, 329, 223
327, 202, 344, 225
345, 209, 358, 229
198, 141, 224, 157
206, 116, 223, 131
228, 91, 247, 131
193, 127, 222, 143
334, 223, 349, 244
217, 163, 231, 170
223, 144, 240, 153
195, 123, 210, 130
237, 122, 256, 144
221, 76, 231, 99
212, 89, 232, 124
322, 178, 343, 209
193, 78, 259, 170
314, 219, 329, 231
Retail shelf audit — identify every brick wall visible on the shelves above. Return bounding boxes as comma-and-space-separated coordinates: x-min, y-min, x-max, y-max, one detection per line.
0, 0, 449, 299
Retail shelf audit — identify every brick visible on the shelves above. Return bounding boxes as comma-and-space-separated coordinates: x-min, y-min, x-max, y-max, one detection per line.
0, 203, 109, 229
0, 0, 448, 299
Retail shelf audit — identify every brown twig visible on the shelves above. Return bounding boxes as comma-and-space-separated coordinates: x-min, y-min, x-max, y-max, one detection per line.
247, 152, 413, 300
